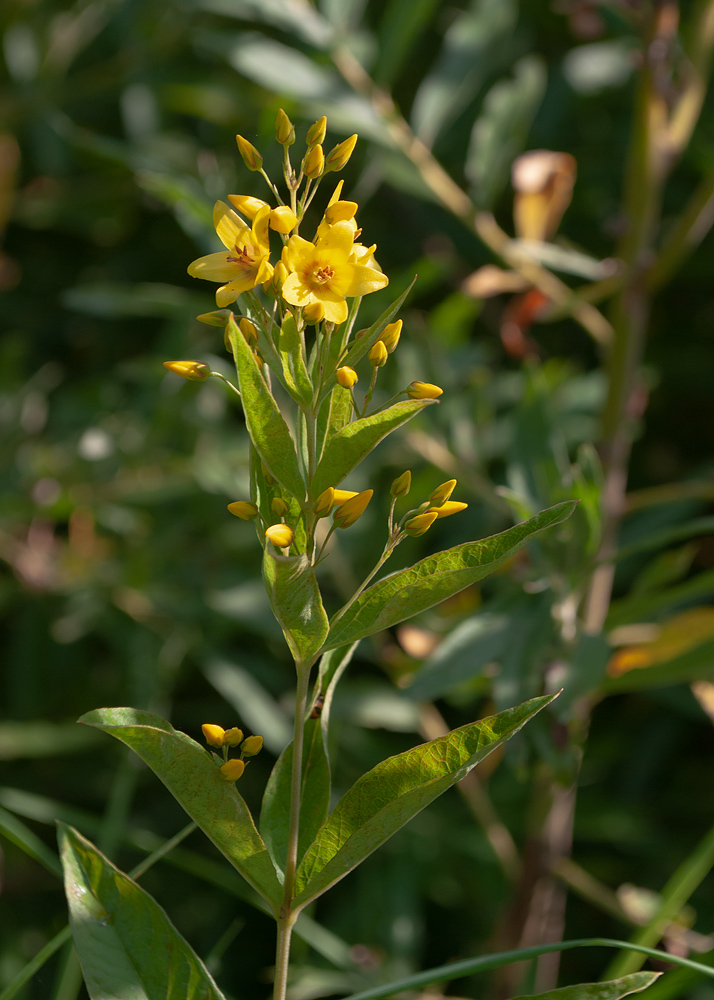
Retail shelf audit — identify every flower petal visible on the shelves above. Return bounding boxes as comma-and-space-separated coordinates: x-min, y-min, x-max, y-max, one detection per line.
216, 274, 260, 307
343, 263, 389, 297
285, 235, 317, 272
316, 220, 355, 255
188, 252, 240, 282
213, 201, 251, 250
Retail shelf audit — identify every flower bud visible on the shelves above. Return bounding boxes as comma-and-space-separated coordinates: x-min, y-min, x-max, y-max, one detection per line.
306, 116, 327, 147
227, 501, 259, 520
429, 480, 457, 507
336, 366, 358, 388
368, 340, 388, 368
227, 194, 268, 219
223, 727, 244, 747
324, 200, 358, 225
197, 309, 234, 327
303, 301, 325, 323
275, 108, 295, 146
269, 206, 298, 234
271, 497, 290, 517
315, 487, 335, 517
220, 758, 245, 781
241, 735, 263, 757
272, 260, 288, 294
333, 489, 373, 528
239, 318, 258, 344
390, 470, 411, 498
428, 501, 468, 519
379, 320, 402, 354
202, 724, 225, 747
333, 489, 358, 505
404, 511, 438, 537
265, 523, 294, 548
253, 349, 264, 370
235, 135, 263, 172
407, 381, 443, 400
325, 134, 358, 172
163, 360, 210, 381
304, 144, 324, 179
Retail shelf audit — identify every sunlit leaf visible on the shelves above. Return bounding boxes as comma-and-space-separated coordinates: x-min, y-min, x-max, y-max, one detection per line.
508, 972, 661, 1000
263, 550, 329, 665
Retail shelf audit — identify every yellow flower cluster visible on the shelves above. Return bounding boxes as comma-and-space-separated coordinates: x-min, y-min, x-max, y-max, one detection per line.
201, 723, 264, 782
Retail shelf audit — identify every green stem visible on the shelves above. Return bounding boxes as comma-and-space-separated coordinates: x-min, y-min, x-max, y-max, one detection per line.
329, 539, 398, 630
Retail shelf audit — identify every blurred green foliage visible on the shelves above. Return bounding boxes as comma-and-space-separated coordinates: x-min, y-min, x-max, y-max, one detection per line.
2, 0, 714, 998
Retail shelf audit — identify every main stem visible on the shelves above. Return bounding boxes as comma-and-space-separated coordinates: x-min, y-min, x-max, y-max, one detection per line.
273, 661, 312, 1000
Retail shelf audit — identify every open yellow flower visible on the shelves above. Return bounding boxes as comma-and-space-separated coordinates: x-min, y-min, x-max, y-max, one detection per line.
188, 202, 273, 308
282, 220, 388, 324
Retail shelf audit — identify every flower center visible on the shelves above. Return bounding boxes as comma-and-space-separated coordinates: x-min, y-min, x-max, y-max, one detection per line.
226, 244, 253, 268
312, 264, 335, 285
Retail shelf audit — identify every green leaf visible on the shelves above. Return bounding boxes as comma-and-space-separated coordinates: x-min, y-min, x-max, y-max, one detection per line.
323, 279, 416, 401
263, 550, 329, 665
0, 805, 61, 878
279, 312, 313, 407
59, 824, 225, 1000
260, 644, 359, 874
228, 315, 306, 503
316, 383, 352, 461
78, 708, 283, 910
293, 693, 556, 907
311, 399, 435, 498
325, 501, 577, 649
509, 972, 661, 1000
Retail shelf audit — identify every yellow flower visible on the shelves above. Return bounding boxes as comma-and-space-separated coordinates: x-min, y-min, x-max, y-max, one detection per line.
163, 360, 210, 381
303, 301, 325, 323
271, 497, 290, 517
429, 480, 457, 506
265, 524, 294, 548
269, 206, 298, 234
241, 735, 263, 756
315, 487, 336, 516
306, 116, 327, 147
304, 144, 324, 179
275, 109, 295, 146
325, 134, 358, 172
333, 489, 373, 528
202, 724, 225, 747
369, 341, 388, 367
404, 511, 438, 537
223, 727, 244, 746
407, 381, 443, 400
427, 501, 468, 518
227, 194, 269, 219
336, 366, 358, 387
235, 135, 263, 172
220, 758, 245, 781
282, 222, 388, 324
333, 489, 358, 505
188, 202, 273, 308
379, 320, 402, 354
227, 501, 259, 520
391, 470, 411, 497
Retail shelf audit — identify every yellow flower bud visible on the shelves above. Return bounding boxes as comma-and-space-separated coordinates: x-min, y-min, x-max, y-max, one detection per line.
333, 489, 373, 528
235, 134, 263, 172
391, 470, 411, 498
241, 735, 264, 757
265, 523, 294, 548
253, 349, 264, 370
315, 487, 336, 517
336, 366, 358, 388
223, 727, 244, 747
261, 460, 275, 486
272, 260, 288, 293
227, 194, 269, 219
275, 108, 295, 146
379, 320, 402, 354
407, 381, 443, 400
269, 206, 298, 234
239, 317, 258, 344
428, 501, 468, 519
227, 501, 259, 520
303, 301, 325, 323
324, 200, 358, 225
333, 489, 358, 505
306, 116, 327, 147
202, 724, 225, 747
197, 309, 234, 327
271, 497, 290, 517
220, 758, 245, 782
368, 340, 388, 368
429, 479, 457, 506
163, 360, 210, 381
404, 511, 438, 537
304, 144, 324, 179
325, 134, 358, 172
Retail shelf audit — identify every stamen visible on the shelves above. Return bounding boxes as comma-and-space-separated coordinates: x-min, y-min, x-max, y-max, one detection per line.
227, 244, 252, 265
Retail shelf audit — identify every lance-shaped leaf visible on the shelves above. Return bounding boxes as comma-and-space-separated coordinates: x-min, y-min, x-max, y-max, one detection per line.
319, 279, 416, 404
260, 643, 359, 874
279, 312, 313, 407
263, 550, 329, 665
59, 823, 226, 1000
325, 501, 576, 650
510, 972, 661, 1000
293, 693, 556, 908
228, 315, 306, 503
78, 708, 283, 910
311, 399, 435, 499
